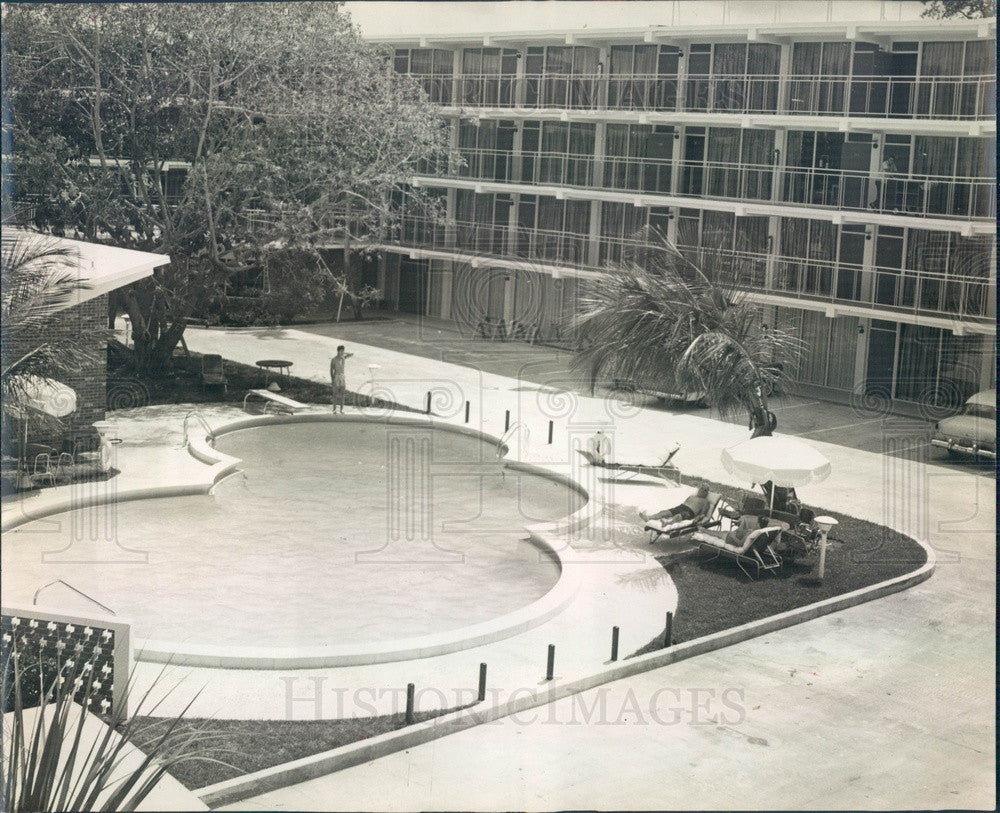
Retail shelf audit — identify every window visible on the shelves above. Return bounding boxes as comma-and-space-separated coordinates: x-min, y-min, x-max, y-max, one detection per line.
460, 48, 518, 106
605, 124, 674, 193
687, 43, 779, 113
607, 44, 679, 110
393, 48, 453, 104
525, 46, 600, 108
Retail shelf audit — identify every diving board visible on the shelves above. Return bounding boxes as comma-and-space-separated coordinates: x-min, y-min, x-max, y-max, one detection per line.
242, 389, 310, 414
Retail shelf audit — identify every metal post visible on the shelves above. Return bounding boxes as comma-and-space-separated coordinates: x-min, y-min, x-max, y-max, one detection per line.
405, 682, 415, 724
478, 662, 487, 701
547, 420, 554, 444
611, 626, 620, 662
504, 410, 511, 432
546, 644, 555, 681
425, 392, 432, 415
664, 611, 673, 648
465, 401, 471, 424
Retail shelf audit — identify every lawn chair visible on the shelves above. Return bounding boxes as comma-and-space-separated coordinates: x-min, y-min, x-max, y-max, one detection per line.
54, 452, 75, 484
200, 354, 228, 393
30, 453, 56, 488
645, 491, 735, 544
693, 525, 783, 580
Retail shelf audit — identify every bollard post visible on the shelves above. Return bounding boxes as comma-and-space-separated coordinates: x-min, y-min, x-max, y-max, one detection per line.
478, 662, 487, 701
611, 626, 620, 662
465, 400, 470, 424
504, 409, 510, 432
425, 392, 432, 415
664, 611, 673, 648
546, 644, 555, 681
405, 682, 415, 724
547, 420, 554, 445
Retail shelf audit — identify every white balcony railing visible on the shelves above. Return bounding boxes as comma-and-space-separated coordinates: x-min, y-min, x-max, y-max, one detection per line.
340, 211, 994, 323
405, 71, 995, 119
420, 147, 995, 221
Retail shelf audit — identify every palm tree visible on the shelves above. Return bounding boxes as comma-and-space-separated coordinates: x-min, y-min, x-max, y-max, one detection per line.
1, 230, 99, 406
573, 229, 802, 438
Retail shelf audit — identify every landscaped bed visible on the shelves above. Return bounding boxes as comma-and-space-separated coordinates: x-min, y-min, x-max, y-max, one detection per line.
631, 497, 928, 656
130, 706, 472, 791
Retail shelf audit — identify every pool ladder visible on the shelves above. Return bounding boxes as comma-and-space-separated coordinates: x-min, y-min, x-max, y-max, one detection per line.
182, 410, 216, 448
33, 579, 117, 616
497, 421, 530, 479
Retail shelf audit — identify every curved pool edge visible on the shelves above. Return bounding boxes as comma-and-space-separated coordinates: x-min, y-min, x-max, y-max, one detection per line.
142, 412, 601, 668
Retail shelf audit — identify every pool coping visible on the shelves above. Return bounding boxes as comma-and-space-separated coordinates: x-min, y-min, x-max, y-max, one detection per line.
195, 529, 935, 808
11, 413, 602, 670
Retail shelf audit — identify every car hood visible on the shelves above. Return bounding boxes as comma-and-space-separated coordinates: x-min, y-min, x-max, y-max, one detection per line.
935, 414, 996, 444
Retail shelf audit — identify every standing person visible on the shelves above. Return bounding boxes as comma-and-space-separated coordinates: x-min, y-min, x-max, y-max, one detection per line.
330, 345, 353, 414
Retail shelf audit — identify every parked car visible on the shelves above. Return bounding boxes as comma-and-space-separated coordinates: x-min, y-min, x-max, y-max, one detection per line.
930, 389, 996, 460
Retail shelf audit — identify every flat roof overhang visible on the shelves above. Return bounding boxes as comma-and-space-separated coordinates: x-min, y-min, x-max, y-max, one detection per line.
5, 229, 171, 313
369, 19, 995, 48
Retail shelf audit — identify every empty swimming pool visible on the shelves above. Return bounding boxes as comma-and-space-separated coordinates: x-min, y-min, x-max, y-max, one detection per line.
2, 420, 585, 660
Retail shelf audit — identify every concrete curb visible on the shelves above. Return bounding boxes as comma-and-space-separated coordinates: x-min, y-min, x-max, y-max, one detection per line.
196, 535, 935, 808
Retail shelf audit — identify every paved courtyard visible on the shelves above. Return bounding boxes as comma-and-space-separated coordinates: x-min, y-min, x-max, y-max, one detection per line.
172, 320, 993, 811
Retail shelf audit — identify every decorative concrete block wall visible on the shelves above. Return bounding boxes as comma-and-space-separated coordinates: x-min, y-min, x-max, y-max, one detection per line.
1, 604, 131, 719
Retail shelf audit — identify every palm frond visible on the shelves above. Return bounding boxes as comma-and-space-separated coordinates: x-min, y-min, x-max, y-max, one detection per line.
571, 230, 803, 433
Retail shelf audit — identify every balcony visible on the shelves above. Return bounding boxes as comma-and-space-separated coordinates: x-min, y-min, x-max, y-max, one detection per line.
337, 211, 994, 325
421, 148, 995, 221
405, 71, 995, 120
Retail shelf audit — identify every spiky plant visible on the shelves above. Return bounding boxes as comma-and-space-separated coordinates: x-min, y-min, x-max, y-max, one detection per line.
573, 228, 803, 437
3, 647, 225, 811
1, 230, 103, 410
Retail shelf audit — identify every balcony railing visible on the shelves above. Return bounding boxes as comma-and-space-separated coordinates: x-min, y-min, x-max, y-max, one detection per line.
404, 71, 995, 119
421, 147, 995, 220
336, 211, 993, 322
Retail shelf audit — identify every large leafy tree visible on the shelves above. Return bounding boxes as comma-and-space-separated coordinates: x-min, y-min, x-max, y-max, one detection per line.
921, 0, 996, 17
573, 231, 802, 438
4, 3, 449, 369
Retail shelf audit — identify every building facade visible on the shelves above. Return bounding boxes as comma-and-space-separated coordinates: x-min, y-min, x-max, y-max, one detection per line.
353, 11, 995, 412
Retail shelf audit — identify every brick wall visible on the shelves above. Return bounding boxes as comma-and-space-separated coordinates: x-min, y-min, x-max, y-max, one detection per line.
10, 294, 108, 448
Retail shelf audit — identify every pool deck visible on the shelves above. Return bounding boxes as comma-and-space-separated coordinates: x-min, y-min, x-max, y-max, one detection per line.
4, 322, 994, 810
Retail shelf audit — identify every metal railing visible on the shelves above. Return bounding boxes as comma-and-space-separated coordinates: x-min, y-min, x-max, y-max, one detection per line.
182, 410, 216, 447
404, 71, 995, 119
422, 147, 995, 220
350, 211, 994, 323
33, 579, 117, 616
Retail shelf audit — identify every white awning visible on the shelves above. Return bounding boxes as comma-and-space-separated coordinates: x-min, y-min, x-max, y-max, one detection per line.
5, 229, 170, 312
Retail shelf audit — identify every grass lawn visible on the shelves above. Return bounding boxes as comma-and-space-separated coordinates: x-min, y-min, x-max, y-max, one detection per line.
130, 705, 473, 791
107, 342, 415, 413
630, 482, 927, 656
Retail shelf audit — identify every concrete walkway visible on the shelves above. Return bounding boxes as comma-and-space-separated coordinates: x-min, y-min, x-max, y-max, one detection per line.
172, 325, 994, 811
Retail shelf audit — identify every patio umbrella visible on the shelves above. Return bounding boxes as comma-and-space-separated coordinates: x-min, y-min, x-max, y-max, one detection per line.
19, 376, 78, 418
721, 435, 831, 509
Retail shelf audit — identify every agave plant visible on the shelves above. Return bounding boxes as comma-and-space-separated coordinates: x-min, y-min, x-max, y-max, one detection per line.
3, 648, 223, 812
574, 229, 803, 437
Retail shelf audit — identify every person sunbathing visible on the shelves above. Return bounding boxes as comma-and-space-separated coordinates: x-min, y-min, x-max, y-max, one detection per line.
641, 485, 710, 524
725, 514, 770, 547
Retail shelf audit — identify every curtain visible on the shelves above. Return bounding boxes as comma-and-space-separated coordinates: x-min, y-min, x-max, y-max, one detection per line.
747, 44, 780, 112
540, 122, 567, 184
568, 124, 595, 185
713, 44, 747, 112
740, 129, 774, 199
921, 42, 965, 117
779, 217, 810, 292
706, 128, 740, 197
605, 125, 630, 190
954, 137, 993, 217
913, 137, 956, 215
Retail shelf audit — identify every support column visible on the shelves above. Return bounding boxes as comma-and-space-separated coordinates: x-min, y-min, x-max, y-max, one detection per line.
670, 126, 684, 196
588, 200, 602, 269
776, 39, 792, 113
771, 127, 787, 204
766, 214, 781, 291
592, 121, 607, 189
674, 41, 689, 112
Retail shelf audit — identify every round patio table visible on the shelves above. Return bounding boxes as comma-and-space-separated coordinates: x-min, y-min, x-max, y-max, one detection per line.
255, 359, 293, 384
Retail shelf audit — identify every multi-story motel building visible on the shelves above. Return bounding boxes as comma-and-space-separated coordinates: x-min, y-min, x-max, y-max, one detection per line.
342, 3, 995, 413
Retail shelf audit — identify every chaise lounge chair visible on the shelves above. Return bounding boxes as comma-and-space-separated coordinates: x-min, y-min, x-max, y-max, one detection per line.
645, 491, 734, 544
692, 524, 783, 580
